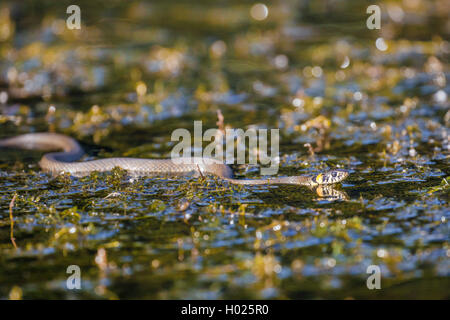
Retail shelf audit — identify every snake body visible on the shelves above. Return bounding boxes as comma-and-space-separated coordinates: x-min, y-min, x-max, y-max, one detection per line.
0, 133, 348, 186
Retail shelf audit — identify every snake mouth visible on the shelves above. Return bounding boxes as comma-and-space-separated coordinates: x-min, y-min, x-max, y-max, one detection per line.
314, 170, 349, 185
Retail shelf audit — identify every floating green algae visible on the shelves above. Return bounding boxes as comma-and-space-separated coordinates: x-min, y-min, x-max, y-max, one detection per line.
0, 0, 448, 299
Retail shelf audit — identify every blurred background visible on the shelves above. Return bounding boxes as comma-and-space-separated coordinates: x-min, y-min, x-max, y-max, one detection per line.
0, 0, 448, 299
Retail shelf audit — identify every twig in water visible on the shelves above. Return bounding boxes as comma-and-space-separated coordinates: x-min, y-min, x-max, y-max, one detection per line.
9, 193, 17, 249
104, 192, 122, 199
216, 109, 225, 134
197, 164, 205, 180
304, 143, 315, 157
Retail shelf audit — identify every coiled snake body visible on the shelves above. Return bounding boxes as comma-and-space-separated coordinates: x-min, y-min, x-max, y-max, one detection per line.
0, 133, 348, 186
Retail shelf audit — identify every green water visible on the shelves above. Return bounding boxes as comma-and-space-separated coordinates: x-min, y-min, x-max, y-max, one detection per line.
0, 0, 448, 299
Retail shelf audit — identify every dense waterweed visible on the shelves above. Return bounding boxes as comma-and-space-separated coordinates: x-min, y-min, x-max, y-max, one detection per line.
0, 0, 449, 299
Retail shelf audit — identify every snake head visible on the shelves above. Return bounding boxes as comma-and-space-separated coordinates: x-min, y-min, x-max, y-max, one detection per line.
313, 170, 349, 185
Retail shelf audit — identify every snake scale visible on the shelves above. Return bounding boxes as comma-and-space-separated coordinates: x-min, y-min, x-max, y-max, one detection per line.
0, 133, 349, 186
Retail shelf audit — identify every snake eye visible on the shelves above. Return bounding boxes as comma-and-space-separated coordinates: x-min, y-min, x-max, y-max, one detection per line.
314, 173, 323, 184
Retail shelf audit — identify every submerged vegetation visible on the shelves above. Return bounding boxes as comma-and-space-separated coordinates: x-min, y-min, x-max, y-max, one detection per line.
0, 0, 449, 299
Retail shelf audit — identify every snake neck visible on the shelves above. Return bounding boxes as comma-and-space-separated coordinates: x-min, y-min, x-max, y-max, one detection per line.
224, 176, 314, 186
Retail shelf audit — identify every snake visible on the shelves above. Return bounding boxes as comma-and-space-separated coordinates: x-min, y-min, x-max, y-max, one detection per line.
0, 133, 349, 186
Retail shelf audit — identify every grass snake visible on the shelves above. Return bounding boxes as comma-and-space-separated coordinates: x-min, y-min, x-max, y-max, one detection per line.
0, 133, 349, 186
